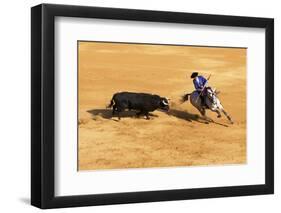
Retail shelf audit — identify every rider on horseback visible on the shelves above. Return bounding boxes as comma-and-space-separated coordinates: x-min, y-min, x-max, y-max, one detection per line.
181, 72, 233, 124
190, 72, 208, 106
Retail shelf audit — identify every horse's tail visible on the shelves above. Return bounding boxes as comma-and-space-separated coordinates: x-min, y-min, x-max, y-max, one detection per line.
180, 93, 191, 103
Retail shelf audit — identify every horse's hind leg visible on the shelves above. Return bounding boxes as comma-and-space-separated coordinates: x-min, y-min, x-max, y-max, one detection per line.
199, 108, 205, 117
198, 108, 211, 123
199, 108, 214, 123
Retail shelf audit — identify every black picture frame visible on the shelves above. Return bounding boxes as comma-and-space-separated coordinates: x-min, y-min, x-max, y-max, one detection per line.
31, 3, 274, 209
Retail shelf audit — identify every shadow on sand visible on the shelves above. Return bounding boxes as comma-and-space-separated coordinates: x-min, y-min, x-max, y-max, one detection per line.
87, 108, 228, 127
168, 109, 229, 127
87, 108, 203, 123
87, 109, 158, 120
168, 109, 205, 123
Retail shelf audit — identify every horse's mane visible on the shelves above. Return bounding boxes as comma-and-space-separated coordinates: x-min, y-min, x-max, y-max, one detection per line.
205, 86, 212, 90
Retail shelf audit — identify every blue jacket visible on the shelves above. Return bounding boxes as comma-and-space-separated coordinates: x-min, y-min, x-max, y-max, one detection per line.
193, 75, 207, 91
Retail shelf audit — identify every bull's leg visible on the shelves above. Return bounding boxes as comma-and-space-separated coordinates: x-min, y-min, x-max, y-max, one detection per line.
144, 112, 150, 120
116, 108, 123, 120
117, 111, 121, 120
136, 111, 150, 119
112, 105, 116, 116
136, 111, 143, 117
221, 109, 233, 124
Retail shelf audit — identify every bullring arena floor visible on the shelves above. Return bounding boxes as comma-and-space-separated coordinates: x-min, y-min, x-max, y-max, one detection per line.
78, 41, 246, 170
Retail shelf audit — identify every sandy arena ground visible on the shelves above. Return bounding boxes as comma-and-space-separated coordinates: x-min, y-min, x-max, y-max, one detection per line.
78, 41, 246, 171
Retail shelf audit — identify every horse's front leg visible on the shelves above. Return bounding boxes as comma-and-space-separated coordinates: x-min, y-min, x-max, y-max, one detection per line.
221, 109, 233, 124
216, 102, 233, 124
216, 110, 221, 118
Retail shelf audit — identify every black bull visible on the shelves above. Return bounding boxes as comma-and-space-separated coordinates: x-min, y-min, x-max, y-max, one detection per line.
107, 92, 170, 120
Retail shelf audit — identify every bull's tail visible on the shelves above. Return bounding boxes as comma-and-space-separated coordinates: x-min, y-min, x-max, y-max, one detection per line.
106, 98, 115, 109
180, 93, 191, 103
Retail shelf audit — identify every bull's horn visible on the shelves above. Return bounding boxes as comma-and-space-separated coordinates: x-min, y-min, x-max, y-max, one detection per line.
162, 100, 169, 105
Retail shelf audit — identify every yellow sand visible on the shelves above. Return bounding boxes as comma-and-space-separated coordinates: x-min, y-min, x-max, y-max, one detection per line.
78, 42, 246, 170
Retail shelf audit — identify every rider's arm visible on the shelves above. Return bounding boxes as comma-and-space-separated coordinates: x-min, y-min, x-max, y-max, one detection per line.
200, 76, 208, 88
193, 79, 201, 90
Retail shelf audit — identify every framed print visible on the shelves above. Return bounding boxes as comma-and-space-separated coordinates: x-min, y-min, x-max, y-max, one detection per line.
31, 4, 274, 209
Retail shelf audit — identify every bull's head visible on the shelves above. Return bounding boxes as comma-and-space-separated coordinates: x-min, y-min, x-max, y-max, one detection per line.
159, 97, 170, 111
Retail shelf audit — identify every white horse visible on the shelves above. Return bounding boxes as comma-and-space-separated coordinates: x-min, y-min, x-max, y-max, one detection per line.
181, 87, 233, 124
